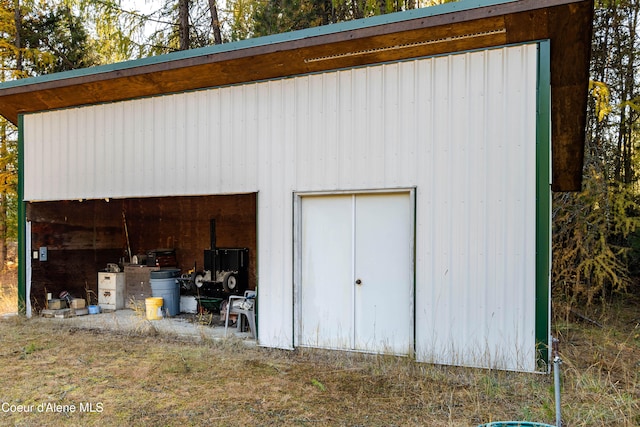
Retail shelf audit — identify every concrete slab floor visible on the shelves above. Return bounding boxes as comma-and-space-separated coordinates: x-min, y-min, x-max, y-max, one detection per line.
29, 309, 257, 345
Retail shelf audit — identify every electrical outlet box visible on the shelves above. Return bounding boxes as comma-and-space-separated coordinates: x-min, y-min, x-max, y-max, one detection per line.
39, 246, 48, 262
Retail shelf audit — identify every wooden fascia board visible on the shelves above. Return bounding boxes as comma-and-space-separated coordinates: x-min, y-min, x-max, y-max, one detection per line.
1, 0, 587, 121
548, 0, 594, 191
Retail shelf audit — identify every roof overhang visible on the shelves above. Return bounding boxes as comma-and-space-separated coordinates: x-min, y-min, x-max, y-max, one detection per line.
0, 0, 593, 191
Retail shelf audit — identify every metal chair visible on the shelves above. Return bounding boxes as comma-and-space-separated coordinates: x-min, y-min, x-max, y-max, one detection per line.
224, 290, 256, 338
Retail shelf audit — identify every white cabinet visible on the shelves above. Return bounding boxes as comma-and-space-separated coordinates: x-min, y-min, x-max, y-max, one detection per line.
98, 272, 125, 310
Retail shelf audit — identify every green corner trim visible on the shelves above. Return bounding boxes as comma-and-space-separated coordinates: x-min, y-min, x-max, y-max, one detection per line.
535, 40, 552, 369
17, 114, 25, 314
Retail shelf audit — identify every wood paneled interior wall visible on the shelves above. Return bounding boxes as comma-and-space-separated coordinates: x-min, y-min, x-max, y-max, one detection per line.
27, 194, 257, 308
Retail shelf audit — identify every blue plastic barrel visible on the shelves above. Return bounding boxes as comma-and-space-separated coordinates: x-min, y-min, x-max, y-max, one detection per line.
150, 269, 181, 316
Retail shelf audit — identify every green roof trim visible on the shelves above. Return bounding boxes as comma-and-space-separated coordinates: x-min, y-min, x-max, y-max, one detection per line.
0, 0, 517, 90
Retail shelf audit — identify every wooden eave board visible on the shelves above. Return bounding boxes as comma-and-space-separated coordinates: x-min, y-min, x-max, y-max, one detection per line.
0, 0, 593, 190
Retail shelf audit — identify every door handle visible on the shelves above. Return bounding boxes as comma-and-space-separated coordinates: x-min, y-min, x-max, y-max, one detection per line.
355, 279, 362, 285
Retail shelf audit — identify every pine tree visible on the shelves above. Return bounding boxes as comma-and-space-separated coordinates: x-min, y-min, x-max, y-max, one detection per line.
0, 1, 98, 268
552, 0, 640, 309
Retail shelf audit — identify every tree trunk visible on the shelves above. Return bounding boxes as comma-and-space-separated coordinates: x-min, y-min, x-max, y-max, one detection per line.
179, 0, 190, 50
14, 0, 22, 72
351, 0, 363, 19
3, 0, 22, 269
0, 119, 6, 270
208, 0, 222, 45
378, 0, 387, 14
623, 5, 638, 184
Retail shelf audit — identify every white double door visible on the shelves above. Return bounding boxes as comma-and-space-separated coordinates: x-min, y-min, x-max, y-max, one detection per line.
297, 191, 414, 355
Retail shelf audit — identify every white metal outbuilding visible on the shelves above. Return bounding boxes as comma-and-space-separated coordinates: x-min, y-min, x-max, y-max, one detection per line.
0, 0, 594, 372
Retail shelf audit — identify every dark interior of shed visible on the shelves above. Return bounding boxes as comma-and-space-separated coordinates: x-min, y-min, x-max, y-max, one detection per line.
26, 194, 257, 311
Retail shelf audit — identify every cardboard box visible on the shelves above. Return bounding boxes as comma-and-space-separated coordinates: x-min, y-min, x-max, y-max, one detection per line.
70, 298, 86, 309
48, 299, 66, 310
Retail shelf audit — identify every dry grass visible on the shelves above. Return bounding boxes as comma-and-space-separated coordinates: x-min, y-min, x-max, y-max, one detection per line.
0, 267, 17, 315
0, 275, 639, 426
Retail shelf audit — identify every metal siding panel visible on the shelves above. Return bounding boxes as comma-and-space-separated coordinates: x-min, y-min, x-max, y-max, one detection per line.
76, 107, 91, 196
295, 76, 310, 188
368, 66, 385, 188
93, 107, 107, 196
203, 89, 217, 192
47, 110, 62, 196
166, 96, 181, 195
31, 114, 45, 199
243, 84, 261, 193
449, 55, 468, 348
22, 116, 36, 199
141, 98, 156, 195
182, 92, 197, 193
56, 112, 69, 198
256, 81, 271, 192
520, 45, 539, 365
307, 74, 324, 189
351, 68, 369, 189
256, 79, 295, 348
414, 45, 538, 371
165, 95, 179, 194
337, 70, 354, 188
232, 86, 245, 191
428, 55, 453, 356
268, 81, 284, 192
414, 58, 433, 351
112, 101, 126, 194
323, 73, 339, 190
464, 50, 489, 363
146, 98, 160, 195
82, 107, 95, 196
119, 102, 133, 196
101, 104, 114, 195
104, 104, 117, 195
256, 81, 278, 347
282, 79, 298, 193
155, 96, 168, 194
136, 98, 149, 195
122, 101, 135, 195
257, 189, 294, 349
192, 91, 208, 194
173, 94, 189, 195
219, 87, 233, 189
383, 63, 399, 187
65, 110, 78, 197
398, 61, 416, 186
47, 113, 61, 198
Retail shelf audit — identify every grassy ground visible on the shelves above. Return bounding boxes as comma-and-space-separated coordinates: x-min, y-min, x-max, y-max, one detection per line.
0, 267, 17, 315
0, 280, 638, 426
